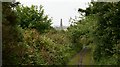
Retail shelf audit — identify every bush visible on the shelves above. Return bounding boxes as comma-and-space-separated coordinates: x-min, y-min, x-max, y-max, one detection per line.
6, 28, 75, 65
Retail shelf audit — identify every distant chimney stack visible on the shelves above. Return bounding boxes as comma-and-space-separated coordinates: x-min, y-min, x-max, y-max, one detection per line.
60, 19, 63, 29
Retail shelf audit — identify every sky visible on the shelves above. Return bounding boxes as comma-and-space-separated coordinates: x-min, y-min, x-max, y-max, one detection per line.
16, 0, 91, 26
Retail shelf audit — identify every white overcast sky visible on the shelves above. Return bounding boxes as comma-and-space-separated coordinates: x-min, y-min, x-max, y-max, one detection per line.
16, 0, 91, 26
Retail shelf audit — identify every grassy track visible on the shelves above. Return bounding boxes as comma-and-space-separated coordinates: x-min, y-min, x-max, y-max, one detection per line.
67, 52, 81, 65
82, 48, 94, 65
67, 47, 93, 65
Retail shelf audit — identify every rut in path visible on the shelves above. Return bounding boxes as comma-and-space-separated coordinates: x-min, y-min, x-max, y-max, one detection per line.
79, 47, 89, 65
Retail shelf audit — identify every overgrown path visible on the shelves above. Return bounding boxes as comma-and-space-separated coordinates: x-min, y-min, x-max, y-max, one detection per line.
67, 47, 93, 65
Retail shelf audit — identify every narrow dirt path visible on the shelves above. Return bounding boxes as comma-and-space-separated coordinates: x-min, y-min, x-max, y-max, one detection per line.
67, 47, 92, 65
79, 47, 88, 65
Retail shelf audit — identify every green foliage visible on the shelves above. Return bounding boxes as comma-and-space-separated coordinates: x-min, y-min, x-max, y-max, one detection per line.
15, 5, 52, 33
2, 2, 23, 65
2, 2, 80, 65
2, 2, 75, 65
40, 30, 75, 64
89, 2, 120, 64
76, 2, 120, 64
68, 15, 98, 51
11, 29, 74, 65
3, 1, 120, 65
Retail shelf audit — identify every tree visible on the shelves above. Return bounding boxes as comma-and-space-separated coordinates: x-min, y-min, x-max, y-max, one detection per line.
78, 2, 120, 64
69, 2, 120, 64
2, 2, 22, 65
15, 5, 52, 33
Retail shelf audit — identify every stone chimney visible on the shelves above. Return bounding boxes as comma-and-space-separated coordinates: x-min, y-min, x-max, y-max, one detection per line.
60, 19, 63, 30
